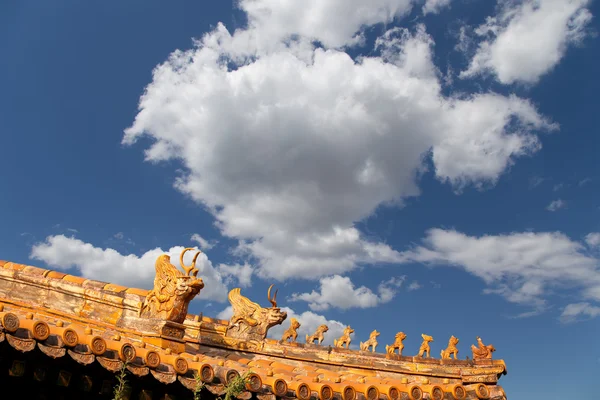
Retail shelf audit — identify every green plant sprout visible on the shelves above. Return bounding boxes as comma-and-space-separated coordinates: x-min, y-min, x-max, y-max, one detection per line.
193, 370, 206, 400
218, 371, 251, 400
112, 362, 130, 400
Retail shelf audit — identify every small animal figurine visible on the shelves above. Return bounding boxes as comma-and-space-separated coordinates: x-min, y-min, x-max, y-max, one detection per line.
418, 334, 434, 358
306, 325, 329, 345
333, 326, 354, 349
471, 336, 496, 360
386, 332, 407, 356
360, 329, 380, 352
441, 335, 459, 359
281, 318, 301, 343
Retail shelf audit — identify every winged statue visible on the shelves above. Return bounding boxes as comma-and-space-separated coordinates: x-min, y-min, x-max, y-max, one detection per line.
226, 284, 287, 341
139, 248, 204, 324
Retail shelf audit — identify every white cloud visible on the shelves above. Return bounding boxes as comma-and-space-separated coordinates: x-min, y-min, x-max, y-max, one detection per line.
216, 306, 234, 320
30, 235, 231, 302
552, 183, 565, 191
422, 0, 452, 15
529, 176, 546, 188
217, 305, 348, 346
585, 233, 600, 248
290, 275, 405, 311
546, 199, 566, 211
191, 233, 217, 250
560, 302, 600, 323
578, 177, 592, 186
239, 0, 415, 49
124, 15, 555, 281
217, 263, 253, 287
408, 281, 422, 291
398, 229, 600, 312
461, 0, 593, 84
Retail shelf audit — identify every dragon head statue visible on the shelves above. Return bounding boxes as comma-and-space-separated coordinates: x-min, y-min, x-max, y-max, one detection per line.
140, 248, 205, 324
226, 284, 287, 341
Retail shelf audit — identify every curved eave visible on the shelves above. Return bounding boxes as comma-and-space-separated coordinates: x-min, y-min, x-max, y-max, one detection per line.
0, 309, 507, 400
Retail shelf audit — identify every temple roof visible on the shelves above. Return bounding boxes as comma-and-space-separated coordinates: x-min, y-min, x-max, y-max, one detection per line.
0, 254, 508, 400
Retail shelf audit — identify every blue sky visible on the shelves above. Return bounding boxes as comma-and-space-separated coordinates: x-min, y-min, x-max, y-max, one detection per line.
1, 0, 599, 398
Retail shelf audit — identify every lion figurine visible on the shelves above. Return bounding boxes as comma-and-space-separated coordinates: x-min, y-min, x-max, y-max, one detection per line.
441, 335, 459, 359
386, 332, 407, 356
306, 325, 329, 345
417, 334, 434, 358
333, 326, 354, 349
471, 336, 495, 360
281, 318, 301, 343
360, 329, 380, 352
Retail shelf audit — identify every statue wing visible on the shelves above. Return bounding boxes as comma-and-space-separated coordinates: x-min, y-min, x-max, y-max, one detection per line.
228, 288, 260, 326
153, 255, 180, 303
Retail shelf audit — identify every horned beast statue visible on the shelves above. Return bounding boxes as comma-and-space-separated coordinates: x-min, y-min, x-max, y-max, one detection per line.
140, 248, 205, 324
226, 284, 287, 341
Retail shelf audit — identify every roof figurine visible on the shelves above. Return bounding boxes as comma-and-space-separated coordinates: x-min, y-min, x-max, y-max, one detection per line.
139, 248, 204, 324
333, 325, 354, 348
441, 335, 460, 360
281, 317, 301, 343
386, 331, 407, 356
471, 336, 496, 360
360, 329, 380, 352
306, 324, 328, 345
226, 284, 287, 341
418, 333, 434, 358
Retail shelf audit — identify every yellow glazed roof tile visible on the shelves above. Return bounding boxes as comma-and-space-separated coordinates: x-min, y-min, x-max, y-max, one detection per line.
45, 270, 67, 279
4, 262, 26, 271
125, 287, 148, 296
61, 274, 87, 285
103, 283, 128, 293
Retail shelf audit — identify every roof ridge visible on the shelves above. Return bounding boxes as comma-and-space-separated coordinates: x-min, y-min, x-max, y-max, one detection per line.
0, 259, 149, 296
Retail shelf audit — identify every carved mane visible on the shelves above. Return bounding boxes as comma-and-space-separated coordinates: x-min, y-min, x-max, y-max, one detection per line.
229, 288, 262, 327
139, 248, 204, 323
226, 286, 287, 341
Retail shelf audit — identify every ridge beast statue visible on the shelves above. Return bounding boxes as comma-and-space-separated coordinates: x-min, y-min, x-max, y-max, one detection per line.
417, 334, 434, 358
360, 329, 380, 352
441, 335, 459, 360
471, 336, 496, 360
226, 284, 287, 341
306, 325, 329, 345
386, 331, 407, 356
334, 326, 354, 349
140, 248, 204, 324
281, 318, 301, 343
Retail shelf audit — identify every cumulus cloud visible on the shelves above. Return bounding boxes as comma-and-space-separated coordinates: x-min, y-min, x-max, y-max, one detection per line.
585, 233, 600, 248
191, 233, 217, 250
30, 235, 234, 302
408, 281, 422, 290
422, 0, 452, 15
217, 263, 253, 287
217, 305, 348, 346
124, 11, 555, 281
290, 275, 405, 311
560, 302, 600, 323
239, 0, 414, 49
578, 177, 592, 186
398, 229, 600, 312
546, 199, 566, 211
461, 0, 593, 84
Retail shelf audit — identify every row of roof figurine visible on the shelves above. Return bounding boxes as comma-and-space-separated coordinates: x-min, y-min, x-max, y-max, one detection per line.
280, 318, 496, 361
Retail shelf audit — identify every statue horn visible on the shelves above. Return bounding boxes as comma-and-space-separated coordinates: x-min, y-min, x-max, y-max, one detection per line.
268, 284, 278, 308
180, 247, 202, 277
